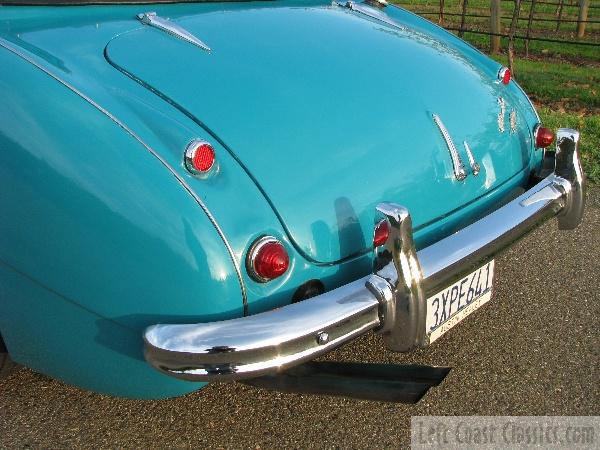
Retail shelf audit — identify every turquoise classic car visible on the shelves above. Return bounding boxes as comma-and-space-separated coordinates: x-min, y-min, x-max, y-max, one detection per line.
0, 0, 585, 401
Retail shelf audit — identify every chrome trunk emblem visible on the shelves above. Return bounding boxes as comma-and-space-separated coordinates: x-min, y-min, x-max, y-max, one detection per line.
137, 12, 211, 52
337, 1, 403, 30
463, 141, 480, 176
497, 97, 506, 133
510, 110, 518, 133
432, 114, 467, 181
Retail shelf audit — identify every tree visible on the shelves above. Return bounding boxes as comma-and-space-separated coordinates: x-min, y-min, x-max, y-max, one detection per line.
525, 0, 536, 57
508, 0, 522, 75
439, 0, 446, 25
459, 0, 469, 37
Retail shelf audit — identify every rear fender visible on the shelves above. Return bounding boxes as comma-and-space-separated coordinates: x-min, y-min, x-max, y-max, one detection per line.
0, 45, 242, 397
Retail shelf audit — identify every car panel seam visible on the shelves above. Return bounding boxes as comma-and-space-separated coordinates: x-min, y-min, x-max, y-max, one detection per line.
103, 40, 328, 268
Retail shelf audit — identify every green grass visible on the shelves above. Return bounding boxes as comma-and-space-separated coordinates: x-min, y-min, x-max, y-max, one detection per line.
494, 56, 600, 113
460, 31, 600, 61
488, 57, 600, 183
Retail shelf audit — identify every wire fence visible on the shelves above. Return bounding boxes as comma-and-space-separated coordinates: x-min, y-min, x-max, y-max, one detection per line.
443, 26, 600, 44
396, 0, 600, 51
413, 11, 600, 24
499, 0, 600, 6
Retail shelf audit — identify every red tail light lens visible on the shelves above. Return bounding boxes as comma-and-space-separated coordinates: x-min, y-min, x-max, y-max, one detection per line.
498, 67, 511, 85
535, 126, 555, 148
374, 219, 390, 247
248, 237, 289, 282
185, 140, 216, 175
192, 143, 215, 172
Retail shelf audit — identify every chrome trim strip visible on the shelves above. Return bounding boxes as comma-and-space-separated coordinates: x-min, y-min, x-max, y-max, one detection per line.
137, 12, 211, 52
463, 141, 481, 176
338, 1, 404, 30
0, 38, 247, 310
432, 114, 467, 181
144, 129, 585, 381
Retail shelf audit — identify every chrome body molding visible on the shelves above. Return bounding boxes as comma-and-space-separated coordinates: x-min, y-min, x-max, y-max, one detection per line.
463, 141, 481, 176
137, 12, 211, 52
144, 129, 586, 382
432, 114, 467, 181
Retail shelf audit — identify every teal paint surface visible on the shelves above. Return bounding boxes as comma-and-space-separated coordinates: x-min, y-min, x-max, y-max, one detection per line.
105, 2, 541, 264
0, 1, 543, 398
0, 46, 240, 397
0, 261, 204, 398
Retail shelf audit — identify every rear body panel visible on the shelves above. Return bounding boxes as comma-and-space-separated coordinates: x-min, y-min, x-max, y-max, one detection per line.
0, 1, 542, 397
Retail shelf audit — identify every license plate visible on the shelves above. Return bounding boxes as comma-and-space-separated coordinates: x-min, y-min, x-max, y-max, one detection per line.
426, 260, 495, 344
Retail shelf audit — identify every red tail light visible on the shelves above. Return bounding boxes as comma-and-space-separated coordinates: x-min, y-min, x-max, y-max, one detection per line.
534, 126, 555, 148
498, 67, 511, 85
184, 140, 216, 175
247, 237, 289, 282
374, 219, 390, 247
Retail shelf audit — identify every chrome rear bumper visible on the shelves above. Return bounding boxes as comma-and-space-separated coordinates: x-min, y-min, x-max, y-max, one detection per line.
144, 129, 586, 382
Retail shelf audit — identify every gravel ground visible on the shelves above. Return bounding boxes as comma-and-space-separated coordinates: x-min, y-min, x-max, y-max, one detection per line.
1, 188, 599, 449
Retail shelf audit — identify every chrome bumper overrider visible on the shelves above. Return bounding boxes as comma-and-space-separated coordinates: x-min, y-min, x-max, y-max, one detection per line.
144, 129, 586, 382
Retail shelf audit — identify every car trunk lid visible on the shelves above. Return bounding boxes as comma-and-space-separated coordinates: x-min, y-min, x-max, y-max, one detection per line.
105, 4, 533, 263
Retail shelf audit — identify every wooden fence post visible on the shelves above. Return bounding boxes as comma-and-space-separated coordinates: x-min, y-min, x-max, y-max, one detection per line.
490, 0, 502, 53
525, 0, 536, 57
439, 0, 445, 25
577, 0, 590, 38
459, 0, 469, 37
556, 0, 565, 31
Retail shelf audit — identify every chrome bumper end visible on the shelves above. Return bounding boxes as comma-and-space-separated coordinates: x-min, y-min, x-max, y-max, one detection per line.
144, 129, 586, 382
